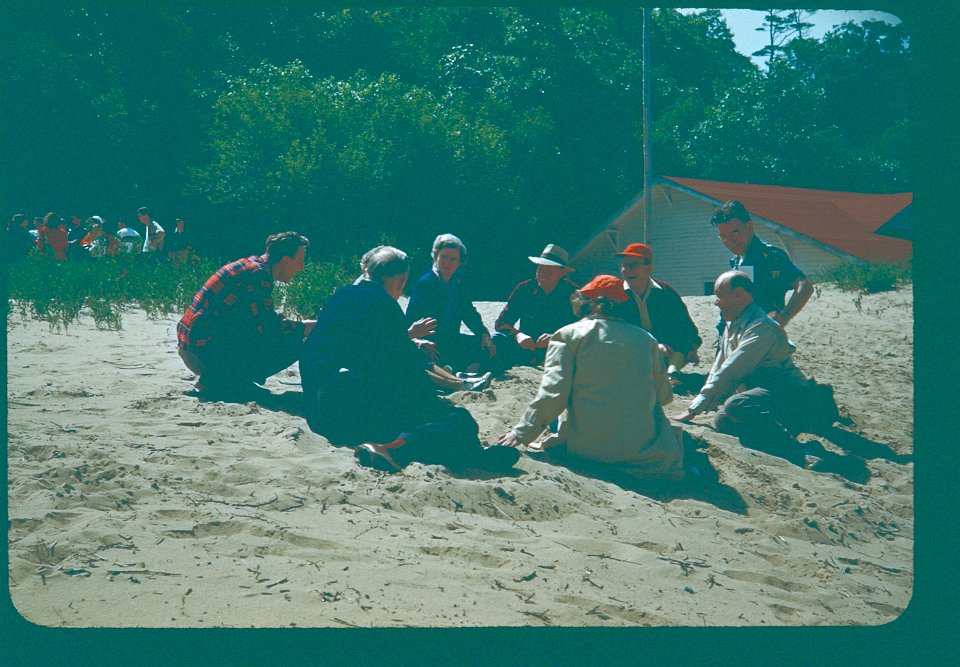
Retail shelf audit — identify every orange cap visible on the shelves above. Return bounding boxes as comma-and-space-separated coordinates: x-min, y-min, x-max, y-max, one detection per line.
579, 274, 629, 302
614, 243, 653, 260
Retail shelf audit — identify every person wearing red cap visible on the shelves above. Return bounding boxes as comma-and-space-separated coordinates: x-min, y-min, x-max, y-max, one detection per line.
611, 243, 701, 373
491, 243, 579, 373
498, 275, 683, 479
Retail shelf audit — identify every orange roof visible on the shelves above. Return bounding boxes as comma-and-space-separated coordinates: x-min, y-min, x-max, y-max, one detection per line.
664, 176, 913, 263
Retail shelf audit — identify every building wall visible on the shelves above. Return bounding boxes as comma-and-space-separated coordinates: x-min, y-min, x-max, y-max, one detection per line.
573, 186, 850, 295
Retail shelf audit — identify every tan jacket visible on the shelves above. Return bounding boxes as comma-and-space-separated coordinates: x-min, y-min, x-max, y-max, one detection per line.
513, 316, 683, 478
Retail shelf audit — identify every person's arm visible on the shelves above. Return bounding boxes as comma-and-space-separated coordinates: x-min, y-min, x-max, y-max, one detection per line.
507, 332, 576, 445
770, 277, 813, 326
494, 281, 527, 337
685, 322, 780, 417
246, 270, 307, 339
652, 342, 673, 407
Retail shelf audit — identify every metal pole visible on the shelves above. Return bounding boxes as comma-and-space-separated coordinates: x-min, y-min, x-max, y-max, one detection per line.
642, 6, 652, 245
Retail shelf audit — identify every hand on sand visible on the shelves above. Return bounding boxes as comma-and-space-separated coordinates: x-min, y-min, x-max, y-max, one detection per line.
497, 430, 521, 448
672, 410, 695, 423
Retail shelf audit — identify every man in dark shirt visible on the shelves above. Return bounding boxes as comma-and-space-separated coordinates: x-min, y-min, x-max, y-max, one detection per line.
491, 244, 579, 373
710, 200, 813, 327
300, 245, 519, 473
3, 214, 34, 263
177, 231, 315, 398
610, 243, 701, 373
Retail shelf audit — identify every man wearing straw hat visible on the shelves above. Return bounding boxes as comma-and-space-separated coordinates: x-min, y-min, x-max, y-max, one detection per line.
491, 243, 579, 372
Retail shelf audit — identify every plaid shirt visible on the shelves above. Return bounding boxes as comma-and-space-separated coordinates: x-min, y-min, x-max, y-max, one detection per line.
177, 254, 305, 349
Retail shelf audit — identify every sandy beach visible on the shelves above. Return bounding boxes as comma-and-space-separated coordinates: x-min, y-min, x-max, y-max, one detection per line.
6, 284, 912, 628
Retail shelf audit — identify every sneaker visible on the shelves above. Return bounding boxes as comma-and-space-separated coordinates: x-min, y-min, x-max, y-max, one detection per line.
459, 372, 492, 392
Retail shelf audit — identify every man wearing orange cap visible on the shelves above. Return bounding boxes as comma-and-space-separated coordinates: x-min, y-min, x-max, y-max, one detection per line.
611, 243, 701, 373
498, 275, 683, 479
491, 244, 579, 372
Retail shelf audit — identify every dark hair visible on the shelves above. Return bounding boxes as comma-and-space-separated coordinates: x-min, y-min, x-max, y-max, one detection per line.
570, 291, 615, 318
43, 211, 64, 228
710, 200, 751, 227
265, 231, 310, 263
136, 206, 150, 217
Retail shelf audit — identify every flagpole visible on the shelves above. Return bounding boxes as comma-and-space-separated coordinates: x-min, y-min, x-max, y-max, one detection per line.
642, 6, 652, 245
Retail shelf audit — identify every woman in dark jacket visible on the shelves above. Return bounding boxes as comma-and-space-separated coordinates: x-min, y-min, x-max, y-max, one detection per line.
405, 233, 495, 373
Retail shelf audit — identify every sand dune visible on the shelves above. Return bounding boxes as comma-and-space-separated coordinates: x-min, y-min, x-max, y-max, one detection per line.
6, 285, 912, 627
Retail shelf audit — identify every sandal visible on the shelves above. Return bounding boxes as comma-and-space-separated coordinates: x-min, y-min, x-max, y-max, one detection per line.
355, 443, 404, 473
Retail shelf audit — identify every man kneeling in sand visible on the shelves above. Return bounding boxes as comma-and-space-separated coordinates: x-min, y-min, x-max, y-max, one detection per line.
675, 271, 865, 479
299, 245, 519, 473
177, 232, 315, 400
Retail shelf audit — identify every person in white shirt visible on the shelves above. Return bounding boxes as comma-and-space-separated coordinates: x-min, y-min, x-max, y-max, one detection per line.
136, 206, 165, 254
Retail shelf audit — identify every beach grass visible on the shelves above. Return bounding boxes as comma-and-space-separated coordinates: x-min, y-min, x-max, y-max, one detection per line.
815, 260, 912, 294
7, 253, 353, 330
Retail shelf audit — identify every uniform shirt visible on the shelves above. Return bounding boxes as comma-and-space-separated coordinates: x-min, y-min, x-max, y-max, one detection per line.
494, 276, 579, 339
732, 236, 805, 313
177, 254, 305, 350
689, 303, 800, 415
512, 317, 682, 476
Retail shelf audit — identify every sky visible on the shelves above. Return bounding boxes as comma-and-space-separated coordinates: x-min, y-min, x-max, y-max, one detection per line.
679, 8, 903, 65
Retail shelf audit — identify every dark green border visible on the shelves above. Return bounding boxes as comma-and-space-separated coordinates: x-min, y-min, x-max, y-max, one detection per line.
3, 1, 956, 665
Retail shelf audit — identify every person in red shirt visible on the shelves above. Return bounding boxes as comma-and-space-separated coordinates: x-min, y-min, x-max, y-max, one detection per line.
37, 212, 69, 260
177, 231, 316, 399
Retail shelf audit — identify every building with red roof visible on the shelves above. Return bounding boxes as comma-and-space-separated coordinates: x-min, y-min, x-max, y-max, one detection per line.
572, 176, 912, 296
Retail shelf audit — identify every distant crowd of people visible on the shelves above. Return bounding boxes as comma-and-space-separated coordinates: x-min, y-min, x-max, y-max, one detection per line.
2, 207, 194, 265
175, 199, 865, 481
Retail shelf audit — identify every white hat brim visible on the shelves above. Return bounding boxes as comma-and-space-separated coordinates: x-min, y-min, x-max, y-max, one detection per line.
528, 256, 568, 267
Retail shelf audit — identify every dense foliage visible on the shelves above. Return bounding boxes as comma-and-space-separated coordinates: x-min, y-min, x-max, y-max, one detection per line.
2, 5, 913, 297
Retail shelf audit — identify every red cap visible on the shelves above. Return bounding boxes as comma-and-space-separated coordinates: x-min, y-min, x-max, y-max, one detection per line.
614, 243, 653, 260
579, 274, 629, 302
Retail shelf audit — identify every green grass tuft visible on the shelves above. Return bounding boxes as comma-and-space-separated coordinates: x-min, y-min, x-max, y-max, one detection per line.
815, 260, 912, 294
8, 254, 354, 330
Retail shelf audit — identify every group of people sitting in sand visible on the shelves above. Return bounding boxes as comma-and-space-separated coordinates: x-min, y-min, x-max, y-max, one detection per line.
175, 200, 861, 480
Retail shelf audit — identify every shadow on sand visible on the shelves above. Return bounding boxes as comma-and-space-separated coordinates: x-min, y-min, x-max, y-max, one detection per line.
531, 433, 749, 516
818, 425, 912, 465
189, 384, 306, 416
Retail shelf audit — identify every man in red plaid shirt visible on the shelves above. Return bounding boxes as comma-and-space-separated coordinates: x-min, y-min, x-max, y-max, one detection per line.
177, 231, 315, 398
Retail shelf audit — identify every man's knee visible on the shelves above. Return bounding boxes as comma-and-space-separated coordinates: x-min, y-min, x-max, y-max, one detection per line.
715, 389, 774, 433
